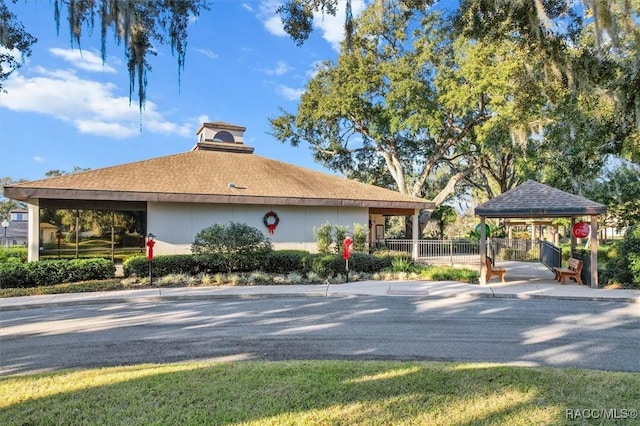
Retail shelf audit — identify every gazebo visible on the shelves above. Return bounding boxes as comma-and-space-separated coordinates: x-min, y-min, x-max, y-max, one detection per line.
475, 181, 607, 288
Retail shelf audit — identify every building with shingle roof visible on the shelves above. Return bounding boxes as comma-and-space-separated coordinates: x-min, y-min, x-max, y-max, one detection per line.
4, 122, 433, 261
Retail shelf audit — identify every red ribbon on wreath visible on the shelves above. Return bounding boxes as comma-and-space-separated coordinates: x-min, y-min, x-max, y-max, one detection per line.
263, 211, 280, 234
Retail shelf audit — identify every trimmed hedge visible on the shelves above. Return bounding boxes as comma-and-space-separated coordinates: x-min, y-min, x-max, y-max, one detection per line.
263, 250, 313, 274
309, 252, 399, 278
121, 249, 421, 280
123, 254, 225, 277
0, 247, 28, 264
122, 250, 400, 279
0, 258, 115, 288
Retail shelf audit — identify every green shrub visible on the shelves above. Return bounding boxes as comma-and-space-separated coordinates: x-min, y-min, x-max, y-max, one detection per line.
334, 225, 348, 255
309, 252, 394, 278
123, 254, 224, 277
122, 255, 146, 277
0, 263, 30, 288
314, 222, 333, 254
314, 222, 369, 254
0, 258, 115, 288
419, 265, 480, 283
263, 250, 312, 274
0, 247, 28, 263
192, 222, 273, 272
349, 252, 384, 273
352, 223, 368, 252
372, 250, 411, 270
310, 254, 345, 278
605, 224, 640, 287
391, 257, 414, 273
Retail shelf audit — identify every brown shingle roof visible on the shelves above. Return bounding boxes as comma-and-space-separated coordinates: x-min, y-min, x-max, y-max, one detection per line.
4, 149, 432, 210
474, 180, 607, 218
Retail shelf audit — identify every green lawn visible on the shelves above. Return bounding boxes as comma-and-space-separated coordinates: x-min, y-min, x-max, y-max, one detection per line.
39, 238, 144, 260
1, 360, 638, 425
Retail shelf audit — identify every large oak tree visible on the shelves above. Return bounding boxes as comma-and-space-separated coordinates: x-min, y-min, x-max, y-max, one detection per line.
269, 3, 562, 206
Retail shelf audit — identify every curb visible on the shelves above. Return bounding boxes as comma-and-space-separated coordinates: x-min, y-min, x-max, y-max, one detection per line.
0, 292, 329, 312
2, 288, 638, 312
490, 293, 640, 303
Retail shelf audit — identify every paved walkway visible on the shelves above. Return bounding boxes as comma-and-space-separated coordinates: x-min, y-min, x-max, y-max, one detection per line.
2, 260, 638, 311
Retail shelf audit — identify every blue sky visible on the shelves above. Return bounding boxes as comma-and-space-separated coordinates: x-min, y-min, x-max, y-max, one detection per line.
1, 0, 369, 182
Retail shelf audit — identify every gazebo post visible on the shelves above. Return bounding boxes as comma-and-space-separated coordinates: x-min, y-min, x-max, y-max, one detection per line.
479, 216, 487, 285
590, 215, 599, 288
570, 217, 576, 254
412, 209, 419, 260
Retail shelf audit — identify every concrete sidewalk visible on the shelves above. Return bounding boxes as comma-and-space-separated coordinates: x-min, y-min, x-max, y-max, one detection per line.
1, 278, 638, 311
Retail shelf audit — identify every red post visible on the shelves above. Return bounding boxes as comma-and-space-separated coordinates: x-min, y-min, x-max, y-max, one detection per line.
343, 236, 353, 282
146, 234, 156, 285
146, 238, 155, 261
343, 236, 353, 260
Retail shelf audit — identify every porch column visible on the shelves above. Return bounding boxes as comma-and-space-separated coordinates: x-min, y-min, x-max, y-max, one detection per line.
590, 215, 599, 288
27, 199, 40, 262
412, 209, 419, 260
479, 216, 487, 285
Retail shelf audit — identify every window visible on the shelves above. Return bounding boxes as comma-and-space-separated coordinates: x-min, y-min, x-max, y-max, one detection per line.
213, 130, 235, 143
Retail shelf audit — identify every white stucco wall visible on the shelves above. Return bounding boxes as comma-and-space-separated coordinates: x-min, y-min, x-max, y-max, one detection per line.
147, 202, 368, 255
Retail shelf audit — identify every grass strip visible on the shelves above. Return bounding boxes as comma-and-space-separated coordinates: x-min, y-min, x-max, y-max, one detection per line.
1, 360, 639, 425
0, 279, 128, 297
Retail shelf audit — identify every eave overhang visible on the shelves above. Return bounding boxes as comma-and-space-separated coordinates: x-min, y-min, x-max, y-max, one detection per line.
4, 186, 434, 211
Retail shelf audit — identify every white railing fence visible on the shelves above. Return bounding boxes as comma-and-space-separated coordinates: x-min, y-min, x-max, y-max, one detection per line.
381, 239, 480, 265
378, 238, 540, 265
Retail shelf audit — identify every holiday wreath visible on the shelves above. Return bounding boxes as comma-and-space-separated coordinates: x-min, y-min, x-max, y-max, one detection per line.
263, 211, 280, 234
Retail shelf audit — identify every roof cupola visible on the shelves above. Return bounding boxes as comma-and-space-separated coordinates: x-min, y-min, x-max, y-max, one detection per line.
193, 122, 254, 153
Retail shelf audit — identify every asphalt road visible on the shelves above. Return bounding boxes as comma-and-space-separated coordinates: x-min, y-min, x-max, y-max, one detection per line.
1, 296, 639, 376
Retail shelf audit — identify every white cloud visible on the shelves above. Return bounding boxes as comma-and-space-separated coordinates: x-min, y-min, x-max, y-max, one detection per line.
1, 66, 196, 139
196, 114, 211, 124
194, 48, 219, 59
0, 46, 24, 74
257, 0, 367, 50
49, 48, 117, 73
276, 85, 304, 101
313, 0, 367, 51
241, 3, 254, 12
264, 15, 287, 36
306, 60, 326, 78
265, 60, 292, 75
259, 0, 287, 36
33, 156, 45, 163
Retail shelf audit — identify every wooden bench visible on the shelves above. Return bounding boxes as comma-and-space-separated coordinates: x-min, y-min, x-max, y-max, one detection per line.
553, 258, 584, 285
486, 257, 506, 283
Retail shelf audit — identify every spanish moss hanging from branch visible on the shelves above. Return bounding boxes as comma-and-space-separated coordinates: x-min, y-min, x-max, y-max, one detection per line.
52, 0, 209, 111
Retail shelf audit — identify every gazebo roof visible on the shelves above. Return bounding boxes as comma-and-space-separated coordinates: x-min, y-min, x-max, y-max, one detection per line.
474, 180, 607, 218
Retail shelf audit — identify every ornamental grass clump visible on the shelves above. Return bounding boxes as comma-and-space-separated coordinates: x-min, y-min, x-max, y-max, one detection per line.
197, 273, 214, 286
248, 271, 271, 285
227, 274, 242, 286
286, 272, 303, 284
306, 271, 323, 284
